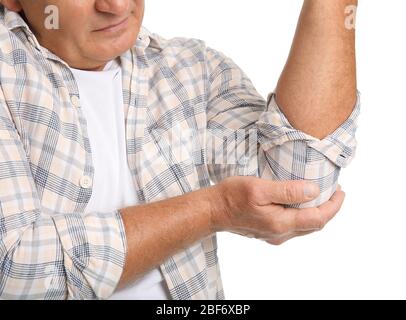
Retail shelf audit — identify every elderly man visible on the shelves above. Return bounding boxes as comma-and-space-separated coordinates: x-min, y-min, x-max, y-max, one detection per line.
0, 0, 359, 300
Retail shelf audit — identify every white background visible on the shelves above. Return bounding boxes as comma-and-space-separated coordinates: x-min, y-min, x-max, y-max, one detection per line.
144, 0, 406, 299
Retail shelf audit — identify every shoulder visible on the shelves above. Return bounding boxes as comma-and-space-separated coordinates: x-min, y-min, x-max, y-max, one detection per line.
138, 28, 237, 76
0, 9, 17, 68
128, 28, 241, 81
0, 7, 32, 66
139, 28, 209, 63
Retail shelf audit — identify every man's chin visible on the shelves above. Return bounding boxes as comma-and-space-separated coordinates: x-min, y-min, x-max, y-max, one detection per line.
95, 34, 138, 58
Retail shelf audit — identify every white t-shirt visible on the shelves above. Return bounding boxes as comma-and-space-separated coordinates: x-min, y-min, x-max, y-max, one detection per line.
70, 59, 170, 300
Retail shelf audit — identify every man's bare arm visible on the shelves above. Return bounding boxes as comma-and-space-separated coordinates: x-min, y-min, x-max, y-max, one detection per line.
275, 0, 358, 139
118, 186, 215, 288
117, 177, 344, 289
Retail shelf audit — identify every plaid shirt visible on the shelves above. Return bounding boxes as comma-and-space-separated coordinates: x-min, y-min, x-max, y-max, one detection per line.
0, 7, 360, 300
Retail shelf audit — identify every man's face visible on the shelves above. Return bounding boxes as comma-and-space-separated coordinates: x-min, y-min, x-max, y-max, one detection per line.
3, 0, 145, 70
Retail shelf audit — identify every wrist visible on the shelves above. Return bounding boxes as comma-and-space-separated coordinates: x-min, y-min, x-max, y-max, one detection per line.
206, 182, 231, 233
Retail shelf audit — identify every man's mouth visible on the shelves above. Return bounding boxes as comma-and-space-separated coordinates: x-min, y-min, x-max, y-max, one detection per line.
93, 17, 129, 32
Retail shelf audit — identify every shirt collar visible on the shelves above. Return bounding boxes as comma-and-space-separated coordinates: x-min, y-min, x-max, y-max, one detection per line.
3, 6, 30, 31
134, 26, 163, 53
136, 27, 152, 50
3, 7, 64, 60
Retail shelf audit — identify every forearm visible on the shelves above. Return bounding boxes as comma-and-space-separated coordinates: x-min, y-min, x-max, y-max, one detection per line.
116, 174, 344, 291
275, 0, 358, 139
117, 186, 220, 288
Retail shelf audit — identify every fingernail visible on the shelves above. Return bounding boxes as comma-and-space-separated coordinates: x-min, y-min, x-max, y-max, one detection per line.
304, 182, 320, 199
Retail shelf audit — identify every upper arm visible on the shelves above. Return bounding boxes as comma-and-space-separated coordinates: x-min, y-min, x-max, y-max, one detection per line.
205, 47, 266, 183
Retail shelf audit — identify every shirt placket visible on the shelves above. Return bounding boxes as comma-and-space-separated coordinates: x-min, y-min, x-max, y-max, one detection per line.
123, 42, 151, 204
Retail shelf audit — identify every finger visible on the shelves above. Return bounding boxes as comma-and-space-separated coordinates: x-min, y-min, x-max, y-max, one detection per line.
317, 189, 346, 224
264, 230, 315, 245
257, 189, 344, 236
293, 189, 346, 231
230, 230, 257, 239
261, 179, 320, 205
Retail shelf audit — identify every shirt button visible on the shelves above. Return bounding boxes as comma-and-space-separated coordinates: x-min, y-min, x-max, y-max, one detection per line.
70, 95, 80, 108
79, 175, 93, 189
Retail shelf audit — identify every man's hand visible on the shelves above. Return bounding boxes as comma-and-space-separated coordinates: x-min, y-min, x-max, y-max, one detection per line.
213, 176, 345, 245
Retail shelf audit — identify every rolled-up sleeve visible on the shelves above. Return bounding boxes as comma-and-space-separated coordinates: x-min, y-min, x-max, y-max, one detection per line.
0, 89, 127, 300
205, 47, 360, 207
257, 92, 360, 207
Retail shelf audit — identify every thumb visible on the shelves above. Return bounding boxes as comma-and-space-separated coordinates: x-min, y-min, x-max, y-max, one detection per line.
266, 180, 320, 205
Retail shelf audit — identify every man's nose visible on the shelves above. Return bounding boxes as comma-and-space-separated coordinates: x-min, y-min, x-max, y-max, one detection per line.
95, 0, 130, 15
